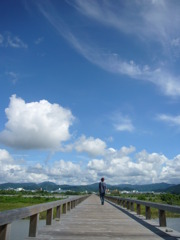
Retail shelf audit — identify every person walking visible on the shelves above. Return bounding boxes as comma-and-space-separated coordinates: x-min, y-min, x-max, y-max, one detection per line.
99, 177, 106, 205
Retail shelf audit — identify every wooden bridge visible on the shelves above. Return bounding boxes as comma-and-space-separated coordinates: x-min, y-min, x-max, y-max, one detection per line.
0, 194, 180, 240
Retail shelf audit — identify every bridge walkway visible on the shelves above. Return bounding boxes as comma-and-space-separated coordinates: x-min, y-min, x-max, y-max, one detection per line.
26, 194, 179, 240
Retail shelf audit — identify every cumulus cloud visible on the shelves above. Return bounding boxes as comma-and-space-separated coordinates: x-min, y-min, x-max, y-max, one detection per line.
0, 147, 179, 185
160, 155, 180, 183
0, 149, 82, 184
0, 149, 27, 183
49, 160, 81, 178
87, 148, 170, 184
74, 135, 106, 156
0, 95, 74, 149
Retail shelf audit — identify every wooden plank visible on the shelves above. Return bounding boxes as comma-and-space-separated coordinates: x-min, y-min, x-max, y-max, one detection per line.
25, 195, 173, 240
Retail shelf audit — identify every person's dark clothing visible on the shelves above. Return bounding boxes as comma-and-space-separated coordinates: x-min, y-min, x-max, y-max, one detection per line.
99, 181, 106, 205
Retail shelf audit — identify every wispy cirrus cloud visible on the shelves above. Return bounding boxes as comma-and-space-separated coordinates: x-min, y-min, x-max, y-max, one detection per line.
111, 112, 134, 132
34, 37, 44, 45
70, 0, 180, 46
5, 71, 18, 84
0, 32, 28, 48
36, 0, 180, 97
157, 114, 180, 127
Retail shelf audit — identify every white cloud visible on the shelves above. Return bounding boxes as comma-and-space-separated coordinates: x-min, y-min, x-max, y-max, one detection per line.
0, 147, 179, 185
7, 35, 27, 48
0, 32, 28, 48
37, 1, 180, 97
0, 149, 26, 183
71, 0, 180, 46
111, 112, 134, 132
88, 159, 106, 171
160, 155, 180, 183
157, 114, 180, 127
49, 160, 81, 178
0, 149, 83, 184
0, 95, 74, 149
74, 135, 106, 156
87, 148, 171, 184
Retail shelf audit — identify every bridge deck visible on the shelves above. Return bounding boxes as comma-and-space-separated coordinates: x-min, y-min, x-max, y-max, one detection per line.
26, 195, 179, 240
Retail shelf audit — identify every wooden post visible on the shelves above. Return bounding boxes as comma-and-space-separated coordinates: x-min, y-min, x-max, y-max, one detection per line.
137, 204, 141, 215
56, 205, 61, 219
130, 202, 134, 211
46, 208, 53, 225
127, 201, 130, 210
145, 206, 151, 219
62, 203, 67, 214
67, 202, 71, 211
29, 213, 39, 237
0, 224, 11, 240
159, 209, 166, 227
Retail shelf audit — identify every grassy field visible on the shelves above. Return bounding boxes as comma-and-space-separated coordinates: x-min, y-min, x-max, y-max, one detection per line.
0, 194, 63, 219
110, 192, 180, 218
1, 191, 180, 219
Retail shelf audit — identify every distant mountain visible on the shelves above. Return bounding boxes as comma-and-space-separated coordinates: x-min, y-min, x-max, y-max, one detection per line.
0, 181, 178, 193
114, 183, 175, 192
164, 184, 180, 194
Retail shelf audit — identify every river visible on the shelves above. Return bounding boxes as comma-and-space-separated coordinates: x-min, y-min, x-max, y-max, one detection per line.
10, 218, 180, 240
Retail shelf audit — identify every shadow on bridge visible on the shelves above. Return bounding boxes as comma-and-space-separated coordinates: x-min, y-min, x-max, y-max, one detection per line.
107, 199, 179, 240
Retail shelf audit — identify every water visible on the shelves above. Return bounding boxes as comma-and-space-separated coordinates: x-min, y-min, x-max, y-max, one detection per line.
10, 218, 180, 240
10, 220, 46, 240
164, 218, 180, 232
154, 218, 180, 232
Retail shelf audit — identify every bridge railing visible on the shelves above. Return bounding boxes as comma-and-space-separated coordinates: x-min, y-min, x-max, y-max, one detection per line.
0, 195, 88, 240
105, 196, 180, 227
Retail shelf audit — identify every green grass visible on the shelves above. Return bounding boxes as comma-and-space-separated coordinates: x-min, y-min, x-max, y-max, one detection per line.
0, 195, 62, 219
110, 192, 180, 218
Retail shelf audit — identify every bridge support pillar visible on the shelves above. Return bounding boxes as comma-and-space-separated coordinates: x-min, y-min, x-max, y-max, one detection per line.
29, 213, 39, 237
159, 209, 166, 227
0, 224, 11, 240
145, 206, 151, 219
56, 205, 61, 219
46, 208, 53, 225
63, 203, 67, 214
137, 204, 141, 215
130, 202, 134, 211
67, 202, 71, 211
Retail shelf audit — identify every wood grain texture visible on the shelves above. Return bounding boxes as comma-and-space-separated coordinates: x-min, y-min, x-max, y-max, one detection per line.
25, 194, 174, 240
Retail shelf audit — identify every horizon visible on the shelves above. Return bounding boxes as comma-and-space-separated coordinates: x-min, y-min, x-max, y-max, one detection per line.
0, 0, 180, 185
0, 181, 177, 187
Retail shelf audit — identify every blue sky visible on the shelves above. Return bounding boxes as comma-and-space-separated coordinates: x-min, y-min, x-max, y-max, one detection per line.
0, 0, 180, 185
